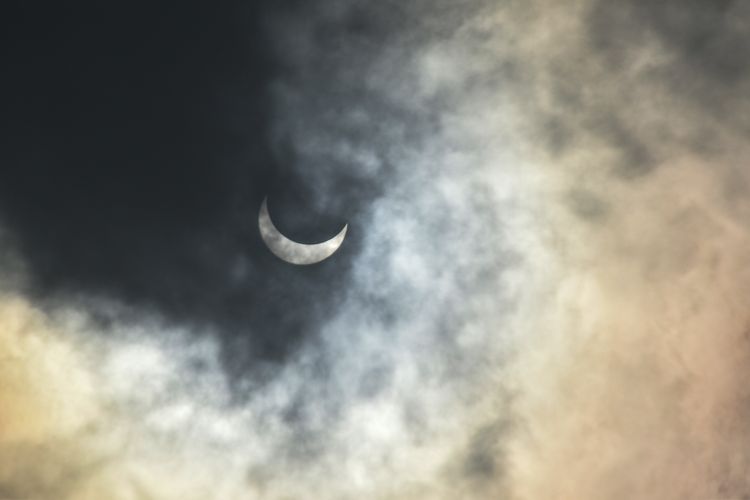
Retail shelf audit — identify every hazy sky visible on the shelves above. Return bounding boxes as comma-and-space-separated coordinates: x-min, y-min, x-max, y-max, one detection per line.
2, 1, 750, 498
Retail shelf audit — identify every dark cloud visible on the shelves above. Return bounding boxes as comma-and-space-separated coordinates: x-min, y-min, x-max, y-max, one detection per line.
588, 0, 750, 130
567, 188, 610, 222
594, 0, 750, 84
0, 1, 383, 371
463, 424, 504, 480
5, 1, 749, 496
512, 0, 750, 184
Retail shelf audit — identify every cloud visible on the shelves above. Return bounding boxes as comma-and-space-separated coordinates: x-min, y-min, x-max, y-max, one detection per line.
1, 0, 750, 498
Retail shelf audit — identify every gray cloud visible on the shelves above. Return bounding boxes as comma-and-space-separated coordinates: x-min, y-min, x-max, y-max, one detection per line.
1, 0, 750, 498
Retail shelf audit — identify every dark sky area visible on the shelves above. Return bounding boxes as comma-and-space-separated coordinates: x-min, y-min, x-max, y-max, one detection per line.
1, 1, 364, 374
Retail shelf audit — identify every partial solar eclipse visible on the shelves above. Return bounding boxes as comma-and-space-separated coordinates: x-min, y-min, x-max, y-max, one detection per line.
258, 197, 347, 265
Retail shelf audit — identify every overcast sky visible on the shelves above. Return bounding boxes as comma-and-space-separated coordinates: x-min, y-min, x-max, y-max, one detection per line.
1, 1, 750, 498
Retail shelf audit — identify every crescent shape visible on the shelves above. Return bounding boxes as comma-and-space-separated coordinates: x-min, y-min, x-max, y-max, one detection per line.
258, 197, 348, 265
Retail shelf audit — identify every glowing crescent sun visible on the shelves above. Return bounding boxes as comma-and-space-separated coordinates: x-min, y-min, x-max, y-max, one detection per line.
258, 197, 347, 265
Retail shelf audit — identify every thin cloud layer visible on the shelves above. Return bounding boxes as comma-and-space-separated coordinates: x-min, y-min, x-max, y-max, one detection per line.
0, 0, 749, 498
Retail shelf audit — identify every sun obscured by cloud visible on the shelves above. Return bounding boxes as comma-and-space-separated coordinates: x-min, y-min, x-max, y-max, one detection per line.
1, 0, 750, 498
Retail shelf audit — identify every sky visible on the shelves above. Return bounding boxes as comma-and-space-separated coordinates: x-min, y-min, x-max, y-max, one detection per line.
1, 1, 750, 498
